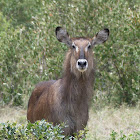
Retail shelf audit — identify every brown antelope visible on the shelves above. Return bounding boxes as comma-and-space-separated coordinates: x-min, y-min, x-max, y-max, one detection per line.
27, 27, 109, 136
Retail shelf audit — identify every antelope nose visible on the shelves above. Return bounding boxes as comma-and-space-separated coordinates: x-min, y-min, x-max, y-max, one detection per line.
77, 59, 87, 68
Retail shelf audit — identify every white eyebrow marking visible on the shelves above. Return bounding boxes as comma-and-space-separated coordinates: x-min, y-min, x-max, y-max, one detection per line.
72, 42, 79, 52
85, 42, 91, 52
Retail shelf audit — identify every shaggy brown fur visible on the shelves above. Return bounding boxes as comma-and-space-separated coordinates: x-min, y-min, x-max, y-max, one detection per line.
27, 27, 109, 136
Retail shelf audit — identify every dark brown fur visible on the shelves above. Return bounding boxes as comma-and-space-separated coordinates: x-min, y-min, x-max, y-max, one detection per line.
27, 27, 109, 136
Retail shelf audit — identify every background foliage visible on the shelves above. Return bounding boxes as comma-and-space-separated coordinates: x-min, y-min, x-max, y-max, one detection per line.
0, 0, 139, 107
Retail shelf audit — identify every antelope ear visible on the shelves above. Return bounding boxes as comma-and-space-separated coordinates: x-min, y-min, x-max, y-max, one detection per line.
92, 28, 109, 46
55, 27, 72, 47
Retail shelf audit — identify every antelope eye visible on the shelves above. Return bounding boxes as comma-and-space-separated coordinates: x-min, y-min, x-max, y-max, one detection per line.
72, 45, 76, 49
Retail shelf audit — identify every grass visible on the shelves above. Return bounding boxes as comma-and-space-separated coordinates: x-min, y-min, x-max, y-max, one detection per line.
87, 104, 140, 139
0, 104, 140, 139
0, 106, 26, 124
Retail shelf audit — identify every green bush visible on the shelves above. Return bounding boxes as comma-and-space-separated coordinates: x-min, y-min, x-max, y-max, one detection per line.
0, 0, 139, 106
0, 120, 87, 140
0, 120, 65, 139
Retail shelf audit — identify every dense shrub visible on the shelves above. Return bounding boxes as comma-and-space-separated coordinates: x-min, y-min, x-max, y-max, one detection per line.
0, 0, 139, 106
0, 120, 88, 140
0, 120, 65, 139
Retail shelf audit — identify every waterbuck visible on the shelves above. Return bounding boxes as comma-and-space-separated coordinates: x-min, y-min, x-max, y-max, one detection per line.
27, 27, 109, 136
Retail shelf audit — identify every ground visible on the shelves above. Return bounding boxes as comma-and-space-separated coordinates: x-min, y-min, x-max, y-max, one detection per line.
0, 105, 140, 139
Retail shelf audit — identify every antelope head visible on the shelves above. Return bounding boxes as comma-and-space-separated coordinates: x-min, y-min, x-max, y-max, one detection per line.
56, 27, 109, 77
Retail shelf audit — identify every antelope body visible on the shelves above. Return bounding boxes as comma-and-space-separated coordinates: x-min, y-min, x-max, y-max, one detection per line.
27, 27, 109, 136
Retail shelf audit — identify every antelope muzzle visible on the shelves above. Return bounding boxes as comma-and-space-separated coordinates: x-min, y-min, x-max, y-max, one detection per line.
76, 59, 88, 72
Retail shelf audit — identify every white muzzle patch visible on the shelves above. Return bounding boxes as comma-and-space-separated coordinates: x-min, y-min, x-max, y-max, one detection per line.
76, 59, 88, 72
